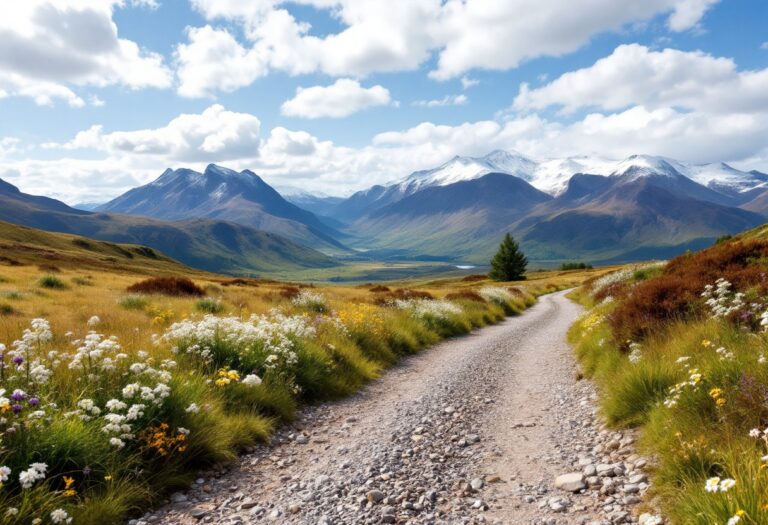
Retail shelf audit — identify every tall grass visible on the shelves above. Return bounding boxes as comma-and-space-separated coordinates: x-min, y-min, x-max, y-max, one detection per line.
570, 238, 768, 524
0, 260, 594, 524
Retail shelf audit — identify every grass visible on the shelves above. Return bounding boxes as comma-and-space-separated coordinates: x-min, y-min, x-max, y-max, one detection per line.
0, 232, 604, 524
568, 230, 768, 524
38, 274, 67, 289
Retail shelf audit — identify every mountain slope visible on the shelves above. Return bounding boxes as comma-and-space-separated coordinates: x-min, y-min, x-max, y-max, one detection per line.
0, 178, 336, 275
98, 164, 347, 254
517, 172, 765, 262
349, 173, 552, 260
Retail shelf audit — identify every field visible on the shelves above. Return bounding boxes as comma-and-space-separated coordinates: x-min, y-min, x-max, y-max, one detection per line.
0, 223, 604, 525
569, 231, 768, 524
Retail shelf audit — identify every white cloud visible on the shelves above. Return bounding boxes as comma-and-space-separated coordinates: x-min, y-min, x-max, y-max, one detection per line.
0, 0, 171, 106
666, 0, 718, 30
513, 44, 768, 115
413, 94, 468, 108
175, 25, 268, 98
460, 76, 479, 90
0, 137, 21, 158
45, 104, 261, 162
281, 79, 393, 118
177, 0, 720, 96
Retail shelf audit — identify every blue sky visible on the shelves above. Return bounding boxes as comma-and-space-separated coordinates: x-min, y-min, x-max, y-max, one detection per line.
0, 0, 767, 203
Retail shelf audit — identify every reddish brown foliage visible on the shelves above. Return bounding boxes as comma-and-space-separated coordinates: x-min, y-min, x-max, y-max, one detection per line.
369, 285, 390, 293
220, 278, 258, 287
610, 239, 768, 342
445, 290, 486, 303
37, 264, 61, 273
506, 286, 525, 297
372, 288, 435, 306
126, 277, 205, 297
278, 286, 301, 299
461, 274, 487, 282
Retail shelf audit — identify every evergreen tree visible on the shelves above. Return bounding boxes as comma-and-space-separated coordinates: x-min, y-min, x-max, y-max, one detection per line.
489, 233, 528, 281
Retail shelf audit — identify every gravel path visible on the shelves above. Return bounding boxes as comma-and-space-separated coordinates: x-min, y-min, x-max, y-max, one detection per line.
142, 291, 653, 525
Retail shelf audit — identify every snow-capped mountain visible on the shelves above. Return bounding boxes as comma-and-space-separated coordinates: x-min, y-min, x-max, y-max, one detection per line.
389, 151, 768, 198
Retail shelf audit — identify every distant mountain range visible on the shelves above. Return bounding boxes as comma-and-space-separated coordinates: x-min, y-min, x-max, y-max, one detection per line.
323, 151, 768, 263
0, 177, 335, 275
3, 150, 768, 275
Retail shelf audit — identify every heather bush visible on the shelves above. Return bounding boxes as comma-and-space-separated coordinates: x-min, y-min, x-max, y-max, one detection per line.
126, 277, 205, 297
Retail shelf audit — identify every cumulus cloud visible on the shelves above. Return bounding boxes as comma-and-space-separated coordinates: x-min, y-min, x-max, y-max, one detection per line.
45, 104, 261, 162
413, 94, 468, 108
0, 0, 171, 106
281, 79, 393, 118
513, 44, 768, 115
177, 0, 720, 96
460, 76, 479, 90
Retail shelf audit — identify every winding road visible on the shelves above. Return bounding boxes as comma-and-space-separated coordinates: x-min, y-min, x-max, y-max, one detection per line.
147, 292, 646, 525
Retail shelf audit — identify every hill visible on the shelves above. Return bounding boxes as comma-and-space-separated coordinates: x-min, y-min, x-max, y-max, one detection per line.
0, 177, 337, 275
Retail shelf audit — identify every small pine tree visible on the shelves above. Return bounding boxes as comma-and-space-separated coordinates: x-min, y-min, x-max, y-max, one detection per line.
489, 233, 528, 281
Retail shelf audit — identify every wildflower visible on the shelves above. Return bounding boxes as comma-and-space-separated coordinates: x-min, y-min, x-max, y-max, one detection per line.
242, 374, 262, 386
185, 403, 200, 414
62, 475, 76, 497
0, 466, 10, 482
702, 339, 712, 348
19, 462, 47, 489
705, 477, 721, 493
675, 356, 690, 364
750, 428, 762, 438
109, 437, 125, 449
106, 399, 127, 412
177, 427, 190, 435
719, 478, 736, 492
50, 509, 70, 524
87, 315, 101, 327
5, 508, 18, 516
104, 474, 112, 481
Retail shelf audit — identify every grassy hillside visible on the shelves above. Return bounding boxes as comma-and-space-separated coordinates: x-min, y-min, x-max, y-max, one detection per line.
0, 228, 604, 525
0, 220, 207, 276
0, 181, 338, 276
568, 227, 768, 524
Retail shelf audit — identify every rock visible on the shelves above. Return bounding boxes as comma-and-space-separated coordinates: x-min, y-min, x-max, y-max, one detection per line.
470, 478, 484, 491
367, 490, 386, 503
555, 472, 586, 492
189, 509, 208, 520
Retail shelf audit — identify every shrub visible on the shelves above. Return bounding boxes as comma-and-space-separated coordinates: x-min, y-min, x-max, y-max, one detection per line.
560, 262, 593, 270
118, 295, 148, 310
278, 286, 300, 299
445, 290, 485, 303
221, 278, 257, 287
0, 302, 13, 315
38, 275, 67, 289
461, 274, 487, 282
126, 277, 205, 297
38, 264, 61, 273
72, 276, 93, 286
196, 298, 224, 314
290, 290, 327, 313
369, 285, 390, 293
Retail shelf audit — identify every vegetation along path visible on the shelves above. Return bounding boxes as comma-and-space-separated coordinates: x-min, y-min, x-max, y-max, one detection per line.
146, 291, 652, 525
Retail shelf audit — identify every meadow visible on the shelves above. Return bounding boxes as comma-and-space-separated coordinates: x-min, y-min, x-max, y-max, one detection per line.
0, 226, 602, 525
569, 232, 768, 525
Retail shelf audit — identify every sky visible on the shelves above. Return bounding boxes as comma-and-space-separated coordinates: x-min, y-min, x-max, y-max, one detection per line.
0, 0, 767, 203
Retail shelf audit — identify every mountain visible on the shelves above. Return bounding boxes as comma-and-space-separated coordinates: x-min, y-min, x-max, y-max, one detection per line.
98, 164, 347, 254
72, 201, 105, 211
337, 153, 767, 264
349, 173, 553, 260
0, 178, 336, 275
517, 171, 765, 262
329, 151, 768, 225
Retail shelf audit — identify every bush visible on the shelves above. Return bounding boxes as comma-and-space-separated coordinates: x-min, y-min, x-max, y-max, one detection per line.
0, 302, 13, 315
196, 298, 224, 313
445, 290, 485, 303
560, 262, 593, 270
38, 275, 67, 289
126, 277, 205, 297
72, 276, 93, 286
